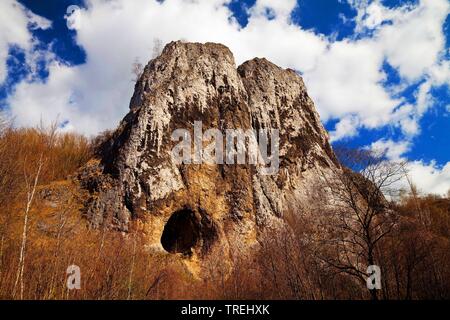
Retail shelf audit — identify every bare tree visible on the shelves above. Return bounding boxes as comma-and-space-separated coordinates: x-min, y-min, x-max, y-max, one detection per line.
317, 147, 407, 300
131, 58, 144, 83
0, 114, 11, 203
131, 38, 163, 83
13, 154, 44, 299
152, 38, 163, 58
0, 112, 8, 135
401, 167, 431, 226
44, 191, 79, 299
127, 232, 137, 300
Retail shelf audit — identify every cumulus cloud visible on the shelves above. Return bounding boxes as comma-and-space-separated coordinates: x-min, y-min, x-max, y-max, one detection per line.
305, 38, 402, 131
371, 0, 448, 82
311, 0, 449, 140
329, 115, 360, 142
4, 0, 449, 138
405, 161, 450, 196
367, 138, 450, 196
351, 0, 448, 79
0, 0, 50, 84
1, 0, 448, 195
4, 0, 449, 136
5, 0, 330, 135
369, 138, 411, 161
250, 0, 297, 20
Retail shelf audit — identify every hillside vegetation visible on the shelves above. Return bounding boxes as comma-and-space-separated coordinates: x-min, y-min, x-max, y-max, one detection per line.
0, 121, 449, 299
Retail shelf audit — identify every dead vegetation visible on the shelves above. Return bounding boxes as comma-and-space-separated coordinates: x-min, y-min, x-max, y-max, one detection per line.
0, 118, 449, 299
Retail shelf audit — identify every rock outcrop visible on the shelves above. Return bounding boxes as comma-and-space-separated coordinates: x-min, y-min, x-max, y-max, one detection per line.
79, 41, 340, 272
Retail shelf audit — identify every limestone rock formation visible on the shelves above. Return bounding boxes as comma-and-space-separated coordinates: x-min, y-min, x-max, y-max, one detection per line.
79, 41, 340, 272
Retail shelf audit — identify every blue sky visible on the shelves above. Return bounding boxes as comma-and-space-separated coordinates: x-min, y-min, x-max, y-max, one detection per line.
0, 0, 449, 194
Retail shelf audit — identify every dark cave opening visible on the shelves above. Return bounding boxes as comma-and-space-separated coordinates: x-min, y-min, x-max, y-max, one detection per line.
161, 209, 201, 254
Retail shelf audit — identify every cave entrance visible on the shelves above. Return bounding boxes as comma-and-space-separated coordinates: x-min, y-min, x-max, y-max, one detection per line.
161, 209, 200, 254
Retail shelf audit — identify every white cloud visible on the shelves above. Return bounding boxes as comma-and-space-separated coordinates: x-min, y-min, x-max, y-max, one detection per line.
374, 0, 449, 82
330, 115, 360, 142
369, 138, 411, 161
351, 0, 415, 32
250, 0, 297, 20
1, 0, 448, 195
2, 0, 449, 158
304, 38, 402, 129
0, 0, 50, 84
351, 0, 448, 82
6, 0, 329, 135
367, 139, 450, 196
428, 59, 450, 86
404, 161, 450, 196
307, 0, 450, 140
6, 61, 103, 134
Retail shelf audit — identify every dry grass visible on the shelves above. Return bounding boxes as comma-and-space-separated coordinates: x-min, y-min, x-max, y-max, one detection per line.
0, 121, 449, 299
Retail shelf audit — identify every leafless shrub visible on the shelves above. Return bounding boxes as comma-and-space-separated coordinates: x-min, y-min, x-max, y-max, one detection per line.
315, 147, 407, 300
152, 38, 163, 58
0, 126, 448, 300
131, 58, 144, 83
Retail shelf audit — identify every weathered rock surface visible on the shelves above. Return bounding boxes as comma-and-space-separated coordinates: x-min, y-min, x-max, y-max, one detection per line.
79, 41, 340, 273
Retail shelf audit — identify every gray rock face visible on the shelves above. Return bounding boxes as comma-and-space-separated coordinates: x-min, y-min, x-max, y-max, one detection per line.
238, 58, 339, 226
80, 41, 340, 271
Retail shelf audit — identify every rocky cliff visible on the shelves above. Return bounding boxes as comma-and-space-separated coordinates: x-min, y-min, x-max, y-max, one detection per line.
79, 41, 340, 273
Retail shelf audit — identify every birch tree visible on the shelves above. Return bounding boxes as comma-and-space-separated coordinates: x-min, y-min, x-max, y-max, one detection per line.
13, 155, 44, 299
